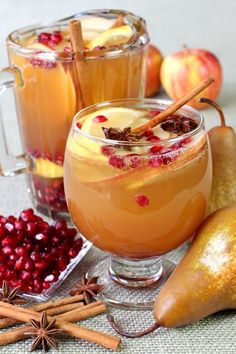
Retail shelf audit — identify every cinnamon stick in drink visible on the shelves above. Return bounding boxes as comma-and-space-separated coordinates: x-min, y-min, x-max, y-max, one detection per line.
131, 76, 215, 134
0, 301, 120, 351
69, 20, 88, 108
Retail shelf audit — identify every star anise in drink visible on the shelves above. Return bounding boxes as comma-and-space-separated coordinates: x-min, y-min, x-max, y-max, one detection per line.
102, 127, 139, 142
161, 116, 198, 134
70, 275, 105, 304
27, 311, 61, 352
0, 280, 27, 304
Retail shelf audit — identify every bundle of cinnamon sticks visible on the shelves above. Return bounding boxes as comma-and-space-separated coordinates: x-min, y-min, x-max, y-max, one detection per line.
0, 295, 121, 351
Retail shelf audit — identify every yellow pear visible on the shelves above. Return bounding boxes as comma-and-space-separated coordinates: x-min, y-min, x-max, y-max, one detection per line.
154, 205, 236, 327
201, 98, 236, 213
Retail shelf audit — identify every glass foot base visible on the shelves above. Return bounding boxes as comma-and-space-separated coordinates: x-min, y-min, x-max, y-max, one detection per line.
87, 256, 176, 309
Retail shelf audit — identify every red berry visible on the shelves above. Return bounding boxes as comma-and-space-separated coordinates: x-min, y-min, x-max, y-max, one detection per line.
21, 271, 32, 282
143, 129, 153, 137
93, 115, 108, 123
101, 145, 115, 156
149, 156, 162, 168
149, 109, 161, 117
20, 209, 34, 222
124, 154, 141, 168
135, 194, 149, 207
68, 248, 77, 258
4, 223, 15, 233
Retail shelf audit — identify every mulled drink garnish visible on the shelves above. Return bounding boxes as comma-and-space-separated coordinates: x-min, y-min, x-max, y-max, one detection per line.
70, 275, 105, 304
161, 116, 198, 134
0, 280, 27, 305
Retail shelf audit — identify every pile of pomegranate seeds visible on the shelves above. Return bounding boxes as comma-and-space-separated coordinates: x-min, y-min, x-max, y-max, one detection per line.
0, 209, 83, 294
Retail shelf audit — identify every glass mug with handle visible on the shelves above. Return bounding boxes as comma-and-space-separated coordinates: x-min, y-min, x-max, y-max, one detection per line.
0, 9, 149, 219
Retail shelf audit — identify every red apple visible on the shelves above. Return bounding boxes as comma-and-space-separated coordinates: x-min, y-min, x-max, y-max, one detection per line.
145, 44, 163, 97
160, 48, 222, 109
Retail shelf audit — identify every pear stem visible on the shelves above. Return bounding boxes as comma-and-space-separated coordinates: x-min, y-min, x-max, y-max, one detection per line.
200, 98, 226, 127
107, 314, 159, 338
131, 76, 215, 134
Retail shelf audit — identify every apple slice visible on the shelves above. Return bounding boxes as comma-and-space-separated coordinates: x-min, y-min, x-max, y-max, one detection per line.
80, 16, 116, 32
87, 25, 133, 49
33, 158, 63, 178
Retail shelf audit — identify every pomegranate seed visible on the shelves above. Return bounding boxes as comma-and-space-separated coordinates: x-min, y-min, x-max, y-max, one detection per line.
0, 255, 5, 263
147, 135, 160, 142
150, 145, 163, 154
171, 142, 182, 150
135, 194, 149, 207
16, 231, 24, 242
182, 137, 192, 144
2, 246, 14, 255
35, 260, 48, 270
54, 219, 67, 231
143, 129, 153, 137
58, 258, 67, 271
20, 209, 34, 222
101, 145, 115, 156
74, 238, 83, 251
50, 31, 62, 45
15, 257, 25, 270
162, 157, 174, 165
149, 156, 162, 168
124, 154, 141, 168
24, 259, 34, 271
4, 223, 15, 233
0, 227, 5, 238
15, 246, 28, 257
14, 220, 25, 231
93, 115, 108, 123
35, 232, 48, 244
26, 222, 38, 235
93, 45, 106, 50
109, 155, 125, 169
149, 109, 161, 117
8, 216, 16, 223
68, 248, 77, 258
38, 32, 51, 44
21, 271, 32, 282
2, 236, 17, 247
42, 281, 51, 289
0, 216, 7, 224
9, 254, 18, 262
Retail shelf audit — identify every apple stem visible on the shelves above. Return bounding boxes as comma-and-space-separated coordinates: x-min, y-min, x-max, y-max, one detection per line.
200, 98, 226, 127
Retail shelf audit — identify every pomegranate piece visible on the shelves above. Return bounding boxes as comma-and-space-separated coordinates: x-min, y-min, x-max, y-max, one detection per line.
93, 115, 108, 123
124, 154, 141, 168
109, 155, 125, 169
143, 129, 154, 137
147, 135, 160, 142
150, 145, 163, 154
0, 209, 84, 295
101, 145, 116, 156
135, 194, 149, 207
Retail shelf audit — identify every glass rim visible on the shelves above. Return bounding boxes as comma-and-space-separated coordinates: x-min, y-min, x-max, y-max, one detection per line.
72, 98, 205, 147
7, 9, 149, 61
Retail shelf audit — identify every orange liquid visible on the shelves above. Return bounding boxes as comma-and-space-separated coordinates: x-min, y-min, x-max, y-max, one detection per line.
64, 133, 212, 258
8, 39, 147, 213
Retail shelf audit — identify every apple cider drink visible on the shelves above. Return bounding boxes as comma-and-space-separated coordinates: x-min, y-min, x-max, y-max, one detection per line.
7, 10, 149, 218
64, 99, 212, 259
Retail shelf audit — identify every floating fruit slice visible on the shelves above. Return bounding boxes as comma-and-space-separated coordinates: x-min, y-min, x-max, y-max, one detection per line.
80, 16, 116, 32
33, 158, 63, 178
87, 25, 133, 49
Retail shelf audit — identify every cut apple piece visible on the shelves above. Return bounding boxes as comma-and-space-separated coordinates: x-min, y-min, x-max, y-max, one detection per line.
80, 16, 116, 32
87, 25, 133, 49
33, 158, 63, 178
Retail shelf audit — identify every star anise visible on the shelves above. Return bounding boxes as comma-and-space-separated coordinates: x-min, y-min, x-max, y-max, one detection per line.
161, 116, 198, 134
70, 275, 105, 304
0, 280, 27, 304
102, 126, 139, 142
26, 311, 62, 352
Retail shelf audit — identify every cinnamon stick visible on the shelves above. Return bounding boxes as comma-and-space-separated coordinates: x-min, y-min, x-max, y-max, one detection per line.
0, 301, 106, 346
59, 302, 106, 322
0, 294, 84, 329
0, 302, 120, 351
69, 20, 88, 109
131, 76, 215, 134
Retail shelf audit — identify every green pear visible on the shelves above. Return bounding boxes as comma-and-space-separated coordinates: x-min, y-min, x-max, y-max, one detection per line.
154, 205, 236, 327
201, 98, 236, 213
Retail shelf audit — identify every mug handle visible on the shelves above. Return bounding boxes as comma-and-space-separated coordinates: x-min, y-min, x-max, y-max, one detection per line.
0, 66, 31, 176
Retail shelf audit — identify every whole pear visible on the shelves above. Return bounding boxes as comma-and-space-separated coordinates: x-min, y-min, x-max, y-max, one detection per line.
201, 98, 236, 213
154, 205, 236, 327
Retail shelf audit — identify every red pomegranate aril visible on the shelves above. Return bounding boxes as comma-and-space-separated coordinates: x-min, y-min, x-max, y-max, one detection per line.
35, 260, 48, 270
21, 271, 32, 282
14, 220, 25, 231
16, 231, 24, 242
125, 154, 141, 168
2, 246, 14, 256
9, 253, 18, 262
35, 232, 48, 244
171, 141, 182, 150
20, 209, 34, 222
101, 145, 116, 156
26, 222, 38, 236
58, 258, 67, 271
38, 32, 51, 44
2, 236, 17, 247
0, 264, 6, 272
143, 129, 154, 137
54, 219, 67, 231
147, 135, 161, 142
150, 145, 163, 154
15, 246, 27, 257
74, 238, 83, 250
182, 137, 192, 144
42, 281, 51, 290
0, 216, 7, 224
0, 227, 5, 238
93, 115, 108, 123
149, 109, 161, 117
24, 259, 34, 271
109, 155, 125, 169
0, 255, 5, 263
15, 257, 25, 271
162, 156, 174, 165
68, 248, 77, 258
30, 251, 41, 262
149, 156, 162, 168
32, 269, 41, 279
135, 194, 149, 207
45, 273, 58, 282
50, 31, 62, 45
8, 215, 16, 223
4, 222, 15, 233
93, 45, 106, 50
